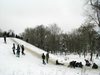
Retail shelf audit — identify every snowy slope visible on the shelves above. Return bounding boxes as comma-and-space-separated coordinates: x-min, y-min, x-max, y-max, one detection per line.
0, 38, 43, 75
10, 38, 100, 66
0, 38, 100, 75
10, 38, 61, 64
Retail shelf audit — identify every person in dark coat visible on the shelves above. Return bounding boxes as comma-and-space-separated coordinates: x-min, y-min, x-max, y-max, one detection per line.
68, 61, 76, 68
56, 60, 64, 65
42, 53, 46, 64
4, 35, 6, 43
75, 62, 83, 68
12, 43, 15, 55
16, 44, 20, 57
3, 32, 7, 43
85, 59, 91, 66
26, 38, 29, 42
92, 63, 98, 69
96, 54, 98, 58
46, 52, 49, 63
21, 45, 25, 55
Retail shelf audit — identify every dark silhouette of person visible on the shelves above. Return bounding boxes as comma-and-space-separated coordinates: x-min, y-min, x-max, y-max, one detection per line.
12, 43, 15, 55
26, 38, 29, 42
68, 61, 76, 68
96, 54, 98, 58
85, 59, 91, 66
92, 63, 98, 69
46, 52, 49, 63
56, 60, 64, 65
3, 32, 7, 43
16, 44, 20, 57
4, 35, 6, 43
21, 45, 25, 55
42, 53, 46, 64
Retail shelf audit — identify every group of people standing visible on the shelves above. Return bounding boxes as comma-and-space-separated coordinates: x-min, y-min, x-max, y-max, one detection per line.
42, 52, 49, 64
12, 43, 25, 57
3, 35, 25, 57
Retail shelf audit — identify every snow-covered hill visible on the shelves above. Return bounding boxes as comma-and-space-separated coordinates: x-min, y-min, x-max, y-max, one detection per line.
10, 38, 60, 64
0, 38, 100, 75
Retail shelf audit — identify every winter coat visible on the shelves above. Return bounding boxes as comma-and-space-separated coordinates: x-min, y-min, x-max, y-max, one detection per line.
42, 54, 45, 59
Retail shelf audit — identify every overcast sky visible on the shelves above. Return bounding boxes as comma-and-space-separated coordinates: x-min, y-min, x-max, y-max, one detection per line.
0, 0, 85, 34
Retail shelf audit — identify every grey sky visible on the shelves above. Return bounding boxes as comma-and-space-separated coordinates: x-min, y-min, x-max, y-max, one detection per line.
0, 0, 85, 34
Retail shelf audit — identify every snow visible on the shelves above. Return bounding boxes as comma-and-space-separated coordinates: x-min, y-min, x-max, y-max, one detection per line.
10, 38, 64, 64
0, 37, 100, 75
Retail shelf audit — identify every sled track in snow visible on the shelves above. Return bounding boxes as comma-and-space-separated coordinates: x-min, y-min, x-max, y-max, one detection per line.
10, 38, 58, 65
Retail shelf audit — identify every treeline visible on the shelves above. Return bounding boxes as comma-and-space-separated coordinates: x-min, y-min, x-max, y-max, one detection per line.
21, 23, 100, 57
0, 29, 3, 37
0, 29, 23, 39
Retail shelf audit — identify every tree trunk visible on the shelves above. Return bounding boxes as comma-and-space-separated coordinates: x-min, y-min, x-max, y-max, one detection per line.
90, 52, 93, 61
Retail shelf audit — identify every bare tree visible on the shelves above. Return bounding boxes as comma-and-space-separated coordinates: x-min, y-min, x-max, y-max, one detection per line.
47, 24, 61, 54
85, 0, 100, 27
48, 24, 61, 35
